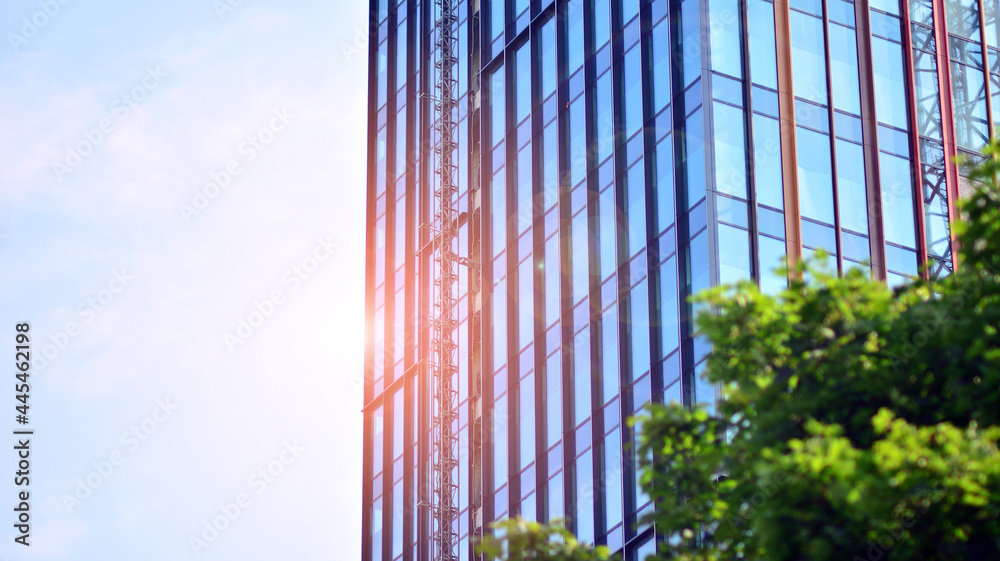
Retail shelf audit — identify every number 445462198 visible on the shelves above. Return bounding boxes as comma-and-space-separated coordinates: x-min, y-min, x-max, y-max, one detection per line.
15, 323, 29, 425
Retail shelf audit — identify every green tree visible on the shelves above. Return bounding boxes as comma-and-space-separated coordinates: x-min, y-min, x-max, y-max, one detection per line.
636, 142, 1000, 561
477, 144, 1000, 561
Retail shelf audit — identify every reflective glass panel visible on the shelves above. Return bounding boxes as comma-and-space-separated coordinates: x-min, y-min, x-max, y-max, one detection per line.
713, 102, 748, 198
748, 0, 778, 89
836, 139, 870, 234
519, 373, 536, 470
829, 23, 862, 115
789, 11, 828, 105
709, 0, 743, 78
627, 280, 651, 380
795, 127, 836, 224
758, 235, 787, 294
718, 223, 752, 284
879, 152, 918, 248
651, 19, 671, 114
753, 114, 784, 210
871, 36, 910, 130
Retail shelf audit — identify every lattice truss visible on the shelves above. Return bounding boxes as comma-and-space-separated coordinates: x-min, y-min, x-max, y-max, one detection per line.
429, 0, 460, 559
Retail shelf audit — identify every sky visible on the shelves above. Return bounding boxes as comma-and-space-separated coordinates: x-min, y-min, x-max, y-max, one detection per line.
0, 0, 368, 559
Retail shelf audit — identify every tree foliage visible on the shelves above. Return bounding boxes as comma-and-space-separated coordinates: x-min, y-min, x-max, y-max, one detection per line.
477, 518, 617, 561
478, 143, 1000, 561
635, 141, 1000, 561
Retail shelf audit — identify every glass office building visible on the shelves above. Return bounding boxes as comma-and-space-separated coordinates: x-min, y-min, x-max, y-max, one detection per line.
362, 0, 995, 558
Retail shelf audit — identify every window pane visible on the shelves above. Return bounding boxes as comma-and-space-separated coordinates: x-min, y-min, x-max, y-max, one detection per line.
951, 61, 990, 151
392, 480, 404, 555
543, 122, 559, 209
572, 210, 590, 303
718, 223, 752, 284
710, 0, 743, 78
625, 160, 647, 256
520, 374, 536, 470
517, 147, 532, 232
758, 235, 787, 294
546, 353, 563, 448
490, 0, 505, 39
835, 139, 870, 234
679, 0, 702, 88
621, 0, 639, 24
829, 23, 862, 115
494, 394, 508, 490
373, 406, 385, 473
573, 327, 592, 426
393, 389, 405, 459
713, 102, 748, 198
651, 20, 671, 114
600, 306, 619, 404
753, 114, 784, 210
494, 279, 508, 370
519, 260, 534, 350
491, 66, 506, 146
654, 136, 675, 233
396, 27, 407, 87
748, 0, 778, 88
515, 41, 531, 123
493, 168, 507, 257
602, 428, 624, 531
596, 71, 614, 163
599, 188, 619, 280
574, 450, 595, 543
624, 46, 644, 136
945, 0, 981, 40
568, 0, 585, 73
789, 11, 828, 105
682, 108, 707, 210
656, 256, 680, 358
548, 472, 564, 521
913, 51, 942, 138
592, 0, 611, 50
545, 235, 560, 326
871, 36, 910, 130
795, 127, 835, 224
879, 152, 917, 248
627, 280, 651, 380
542, 17, 557, 99
570, 97, 587, 185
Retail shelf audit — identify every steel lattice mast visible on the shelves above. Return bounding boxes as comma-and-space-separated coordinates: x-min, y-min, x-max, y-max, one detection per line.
430, 0, 459, 558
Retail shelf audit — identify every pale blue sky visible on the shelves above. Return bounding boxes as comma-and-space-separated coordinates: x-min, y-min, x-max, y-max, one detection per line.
0, 1, 368, 559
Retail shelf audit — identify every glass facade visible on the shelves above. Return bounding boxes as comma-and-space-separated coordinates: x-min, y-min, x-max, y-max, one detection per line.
362, 0, 984, 558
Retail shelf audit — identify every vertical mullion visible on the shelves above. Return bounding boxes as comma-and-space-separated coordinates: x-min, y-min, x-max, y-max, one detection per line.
822, 0, 845, 276
854, 0, 888, 280
740, 0, 762, 285
774, 0, 803, 277
931, 0, 962, 269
